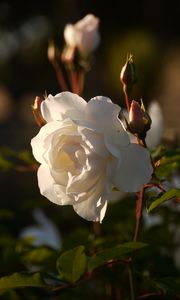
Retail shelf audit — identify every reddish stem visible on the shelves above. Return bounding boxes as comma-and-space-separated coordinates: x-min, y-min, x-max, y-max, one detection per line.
123, 85, 130, 112
137, 292, 165, 299
69, 69, 80, 94
134, 188, 144, 241
53, 62, 69, 91
144, 183, 166, 193
78, 70, 85, 96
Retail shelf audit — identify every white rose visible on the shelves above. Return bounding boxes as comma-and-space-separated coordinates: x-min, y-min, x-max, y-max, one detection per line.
64, 14, 100, 55
31, 92, 153, 222
20, 209, 61, 251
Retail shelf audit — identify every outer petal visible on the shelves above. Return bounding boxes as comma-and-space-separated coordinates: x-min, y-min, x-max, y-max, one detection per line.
75, 14, 100, 53
112, 144, 153, 192
37, 164, 74, 205
73, 194, 107, 222
86, 96, 130, 156
64, 24, 76, 47
41, 92, 86, 122
72, 157, 110, 222
31, 121, 62, 164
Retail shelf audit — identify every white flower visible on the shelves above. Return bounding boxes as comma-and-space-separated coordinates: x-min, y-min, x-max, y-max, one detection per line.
64, 14, 100, 56
20, 209, 61, 251
31, 92, 153, 222
146, 101, 164, 149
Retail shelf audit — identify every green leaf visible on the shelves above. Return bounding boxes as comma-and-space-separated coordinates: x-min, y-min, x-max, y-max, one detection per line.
21, 247, 57, 265
154, 277, 180, 295
88, 242, 147, 272
17, 151, 35, 165
147, 188, 180, 213
154, 149, 180, 178
0, 272, 46, 291
0, 147, 36, 171
56, 246, 87, 283
151, 144, 166, 161
0, 155, 13, 170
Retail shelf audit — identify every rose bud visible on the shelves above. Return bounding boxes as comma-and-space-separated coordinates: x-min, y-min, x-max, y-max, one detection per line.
63, 14, 100, 57
120, 54, 137, 88
129, 100, 151, 139
32, 96, 46, 127
47, 40, 56, 63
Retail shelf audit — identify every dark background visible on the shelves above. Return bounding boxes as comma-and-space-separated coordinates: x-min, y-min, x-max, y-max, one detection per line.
1, 0, 180, 103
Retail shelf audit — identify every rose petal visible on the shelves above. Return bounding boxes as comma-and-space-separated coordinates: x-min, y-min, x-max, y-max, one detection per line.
66, 153, 105, 197
37, 164, 74, 205
86, 96, 130, 156
75, 15, 100, 53
112, 143, 153, 192
41, 92, 86, 122
73, 194, 107, 222
31, 121, 62, 164
75, 14, 99, 31
78, 127, 109, 158
64, 24, 76, 47
31, 118, 78, 165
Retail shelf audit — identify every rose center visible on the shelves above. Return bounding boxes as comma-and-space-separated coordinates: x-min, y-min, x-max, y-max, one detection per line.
56, 141, 86, 176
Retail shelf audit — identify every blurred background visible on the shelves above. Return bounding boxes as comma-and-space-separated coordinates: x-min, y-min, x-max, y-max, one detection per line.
0, 2, 180, 295
0, 0, 180, 212
0, 0, 179, 218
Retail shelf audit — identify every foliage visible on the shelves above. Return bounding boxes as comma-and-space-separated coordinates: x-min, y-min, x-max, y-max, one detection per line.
0, 144, 180, 299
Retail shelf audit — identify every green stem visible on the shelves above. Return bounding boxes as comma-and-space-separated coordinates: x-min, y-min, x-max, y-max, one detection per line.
128, 188, 144, 299
128, 264, 135, 300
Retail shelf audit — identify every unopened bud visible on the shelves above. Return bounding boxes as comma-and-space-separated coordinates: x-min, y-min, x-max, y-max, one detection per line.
48, 40, 56, 63
32, 96, 46, 127
120, 54, 137, 88
129, 100, 151, 139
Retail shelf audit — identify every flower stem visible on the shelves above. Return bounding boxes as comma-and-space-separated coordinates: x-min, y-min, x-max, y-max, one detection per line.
78, 69, 85, 96
134, 188, 144, 242
69, 69, 80, 94
53, 62, 69, 91
128, 263, 135, 300
93, 221, 101, 237
123, 85, 130, 112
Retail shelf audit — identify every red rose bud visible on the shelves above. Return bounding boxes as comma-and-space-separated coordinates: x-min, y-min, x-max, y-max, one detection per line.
129, 100, 151, 139
32, 96, 46, 127
120, 54, 137, 88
